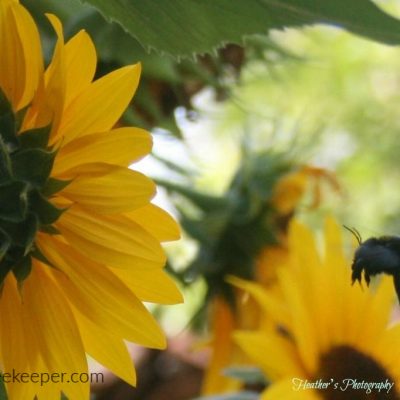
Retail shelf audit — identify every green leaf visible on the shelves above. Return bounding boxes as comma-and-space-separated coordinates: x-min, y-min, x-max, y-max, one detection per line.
155, 179, 227, 212
194, 392, 259, 400
14, 106, 29, 133
0, 89, 12, 117
0, 112, 18, 152
0, 232, 13, 287
179, 209, 230, 243
20, 214, 39, 253
0, 138, 12, 183
223, 366, 268, 385
42, 177, 72, 197
30, 190, 65, 225
31, 246, 56, 269
0, 181, 28, 222
0, 88, 18, 163
39, 225, 60, 235
11, 148, 55, 187
152, 154, 196, 177
1, 213, 38, 252
179, 214, 210, 244
19, 125, 51, 150
0, 374, 7, 400
79, 0, 400, 57
0, 229, 11, 262
13, 255, 32, 286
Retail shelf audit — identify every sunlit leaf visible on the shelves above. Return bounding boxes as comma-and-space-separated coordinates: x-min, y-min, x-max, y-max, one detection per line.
79, 0, 400, 57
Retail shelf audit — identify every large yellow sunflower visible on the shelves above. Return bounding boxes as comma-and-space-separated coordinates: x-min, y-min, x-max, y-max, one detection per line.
232, 218, 400, 400
0, 1, 182, 399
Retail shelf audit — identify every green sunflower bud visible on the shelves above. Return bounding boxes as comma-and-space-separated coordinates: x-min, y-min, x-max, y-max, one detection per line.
0, 90, 68, 287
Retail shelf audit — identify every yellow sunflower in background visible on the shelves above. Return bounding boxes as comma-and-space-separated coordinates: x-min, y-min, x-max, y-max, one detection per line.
202, 248, 287, 395
202, 166, 340, 395
232, 218, 400, 400
0, 1, 182, 399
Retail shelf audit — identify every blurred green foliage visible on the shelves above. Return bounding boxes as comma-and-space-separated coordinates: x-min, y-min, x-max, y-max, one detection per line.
204, 20, 400, 236
31, 0, 400, 58
159, 151, 293, 307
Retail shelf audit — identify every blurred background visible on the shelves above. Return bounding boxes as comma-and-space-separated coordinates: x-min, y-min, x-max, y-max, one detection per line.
20, 0, 400, 398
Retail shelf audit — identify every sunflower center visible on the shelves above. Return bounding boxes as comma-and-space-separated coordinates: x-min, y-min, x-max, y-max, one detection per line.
0, 91, 67, 287
316, 345, 398, 400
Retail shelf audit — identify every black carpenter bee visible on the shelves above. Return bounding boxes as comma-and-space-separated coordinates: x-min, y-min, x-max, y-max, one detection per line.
344, 226, 400, 302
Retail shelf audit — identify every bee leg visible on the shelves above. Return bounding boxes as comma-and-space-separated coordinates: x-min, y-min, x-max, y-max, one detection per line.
351, 259, 363, 286
364, 271, 371, 286
393, 273, 400, 304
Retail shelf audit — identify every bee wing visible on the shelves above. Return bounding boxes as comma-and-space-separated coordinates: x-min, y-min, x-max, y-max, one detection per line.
393, 273, 400, 303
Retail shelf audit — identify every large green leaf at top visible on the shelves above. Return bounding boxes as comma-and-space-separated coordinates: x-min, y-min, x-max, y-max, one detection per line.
79, 0, 400, 57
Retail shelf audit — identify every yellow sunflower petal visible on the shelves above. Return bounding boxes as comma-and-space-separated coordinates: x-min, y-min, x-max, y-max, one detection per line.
23, 13, 67, 133
55, 161, 130, 179
45, 14, 66, 126
59, 164, 156, 214
52, 127, 152, 174
22, 262, 89, 400
234, 331, 304, 380
59, 64, 141, 143
112, 267, 183, 304
74, 313, 137, 386
227, 276, 289, 327
37, 234, 166, 349
288, 220, 321, 280
0, 0, 43, 110
55, 205, 166, 269
375, 324, 400, 380
33, 374, 59, 400
261, 380, 319, 400
0, 276, 38, 400
64, 30, 97, 105
277, 267, 319, 373
271, 170, 307, 214
202, 298, 241, 395
127, 204, 181, 242
356, 277, 394, 349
